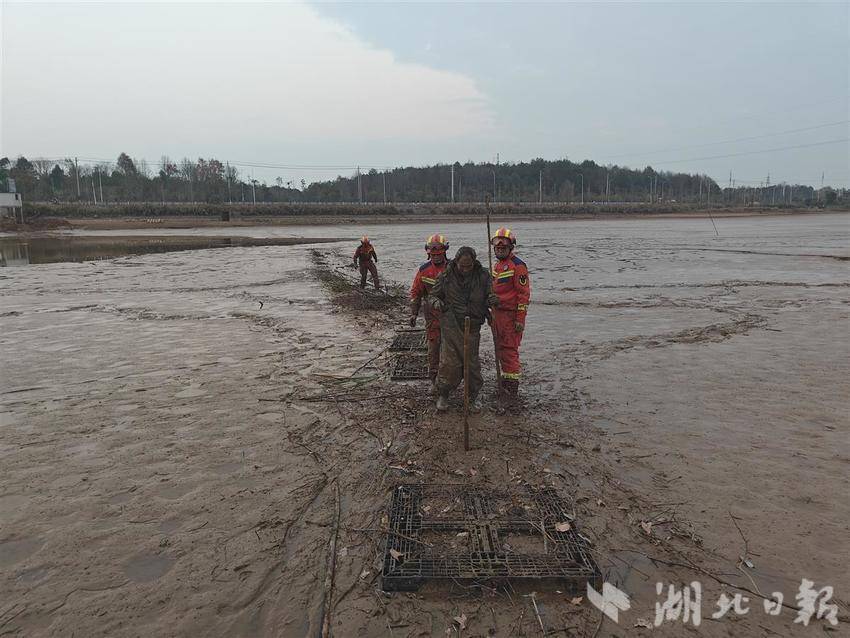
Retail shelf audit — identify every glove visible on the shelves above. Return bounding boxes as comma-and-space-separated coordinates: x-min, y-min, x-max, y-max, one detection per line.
408, 315, 417, 327
514, 321, 524, 333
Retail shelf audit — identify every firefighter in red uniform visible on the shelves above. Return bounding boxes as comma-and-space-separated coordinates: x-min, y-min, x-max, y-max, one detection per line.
409, 234, 449, 385
490, 227, 530, 407
353, 236, 379, 290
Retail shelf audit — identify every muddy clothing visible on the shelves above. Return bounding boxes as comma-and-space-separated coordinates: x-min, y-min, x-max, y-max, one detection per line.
492, 254, 531, 384
410, 260, 447, 380
429, 259, 497, 397
353, 243, 379, 289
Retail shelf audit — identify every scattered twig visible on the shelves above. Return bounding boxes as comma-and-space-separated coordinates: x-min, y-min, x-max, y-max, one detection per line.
320, 480, 341, 638
528, 593, 546, 635
348, 526, 434, 548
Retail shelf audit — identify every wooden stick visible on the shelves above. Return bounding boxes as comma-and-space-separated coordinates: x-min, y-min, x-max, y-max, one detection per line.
463, 316, 471, 452
485, 197, 502, 387
320, 480, 341, 638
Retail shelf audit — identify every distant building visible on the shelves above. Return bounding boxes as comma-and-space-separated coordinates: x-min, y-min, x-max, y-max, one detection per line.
0, 192, 23, 222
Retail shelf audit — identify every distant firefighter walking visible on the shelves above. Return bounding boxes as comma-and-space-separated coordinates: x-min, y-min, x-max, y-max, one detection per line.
490, 227, 531, 407
353, 236, 380, 290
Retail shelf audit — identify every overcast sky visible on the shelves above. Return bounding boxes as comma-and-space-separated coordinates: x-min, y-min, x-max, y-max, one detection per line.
2, 1, 848, 187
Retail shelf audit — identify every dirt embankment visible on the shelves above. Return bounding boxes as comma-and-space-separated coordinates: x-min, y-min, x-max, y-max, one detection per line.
8, 201, 845, 232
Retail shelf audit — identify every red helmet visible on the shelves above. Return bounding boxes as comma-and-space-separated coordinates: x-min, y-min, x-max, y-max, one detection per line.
425, 233, 449, 254
491, 227, 516, 246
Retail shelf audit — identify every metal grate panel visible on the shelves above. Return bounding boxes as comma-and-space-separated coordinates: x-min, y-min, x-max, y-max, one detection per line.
390, 330, 427, 352
390, 354, 429, 380
382, 484, 601, 592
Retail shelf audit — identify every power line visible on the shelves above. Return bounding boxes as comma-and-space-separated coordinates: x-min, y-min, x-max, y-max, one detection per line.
651, 138, 849, 166
602, 120, 849, 161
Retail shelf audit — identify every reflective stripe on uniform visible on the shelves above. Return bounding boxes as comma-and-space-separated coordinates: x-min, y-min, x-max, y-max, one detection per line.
422, 277, 436, 285
502, 371, 520, 380
517, 303, 528, 311
494, 269, 515, 279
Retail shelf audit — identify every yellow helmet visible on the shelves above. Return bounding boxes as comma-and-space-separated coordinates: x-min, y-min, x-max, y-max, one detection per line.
491, 227, 516, 246
425, 233, 449, 254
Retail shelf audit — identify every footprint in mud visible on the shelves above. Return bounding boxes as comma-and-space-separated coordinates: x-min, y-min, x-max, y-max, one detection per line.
0, 537, 44, 569
155, 483, 196, 500
114, 403, 140, 413
257, 411, 283, 423
175, 386, 207, 399
123, 553, 174, 583
16, 565, 50, 584
158, 519, 183, 534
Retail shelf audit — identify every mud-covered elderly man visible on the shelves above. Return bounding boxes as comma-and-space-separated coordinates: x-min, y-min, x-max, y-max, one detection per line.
428, 246, 499, 413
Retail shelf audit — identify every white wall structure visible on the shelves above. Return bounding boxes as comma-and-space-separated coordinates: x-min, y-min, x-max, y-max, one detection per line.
0, 193, 24, 222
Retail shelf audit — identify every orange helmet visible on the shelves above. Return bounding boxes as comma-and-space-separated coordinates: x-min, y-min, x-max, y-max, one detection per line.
491, 227, 516, 246
425, 233, 449, 254
360, 235, 370, 244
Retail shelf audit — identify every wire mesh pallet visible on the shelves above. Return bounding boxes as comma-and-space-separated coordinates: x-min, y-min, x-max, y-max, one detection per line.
382, 484, 601, 592
389, 330, 427, 352
390, 354, 430, 381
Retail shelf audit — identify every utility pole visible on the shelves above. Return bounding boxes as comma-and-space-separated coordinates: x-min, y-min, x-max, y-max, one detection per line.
251, 172, 256, 205
492, 170, 496, 203
91, 175, 97, 204
699, 178, 703, 204
707, 181, 711, 206
357, 166, 362, 204
98, 169, 104, 203
74, 157, 81, 199
539, 170, 542, 204
226, 162, 232, 203
451, 164, 455, 203
382, 172, 387, 203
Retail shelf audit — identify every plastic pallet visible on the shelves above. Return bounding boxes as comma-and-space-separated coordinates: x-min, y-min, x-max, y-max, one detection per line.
390, 330, 427, 352
382, 484, 601, 592
390, 354, 429, 380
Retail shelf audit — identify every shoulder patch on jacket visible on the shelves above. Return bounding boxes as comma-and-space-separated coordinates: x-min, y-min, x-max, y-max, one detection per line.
419, 261, 431, 271
511, 255, 526, 267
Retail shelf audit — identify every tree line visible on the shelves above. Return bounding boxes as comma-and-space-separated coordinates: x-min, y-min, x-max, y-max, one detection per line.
0, 153, 839, 207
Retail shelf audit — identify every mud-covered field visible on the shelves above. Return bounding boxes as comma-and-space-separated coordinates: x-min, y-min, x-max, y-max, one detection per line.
1, 213, 848, 636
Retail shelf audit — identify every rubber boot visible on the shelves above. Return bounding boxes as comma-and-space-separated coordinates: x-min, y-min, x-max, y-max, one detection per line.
469, 393, 483, 414
436, 392, 449, 412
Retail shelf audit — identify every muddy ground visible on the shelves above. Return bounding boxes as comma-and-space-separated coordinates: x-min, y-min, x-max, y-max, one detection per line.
0, 213, 848, 636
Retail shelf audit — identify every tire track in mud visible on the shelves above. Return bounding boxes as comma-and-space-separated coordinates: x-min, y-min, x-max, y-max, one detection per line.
658, 246, 850, 262
560, 279, 849, 292
555, 313, 768, 362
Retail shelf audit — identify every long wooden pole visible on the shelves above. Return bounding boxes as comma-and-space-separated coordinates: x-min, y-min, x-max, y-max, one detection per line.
485, 196, 502, 386
463, 316, 471, 452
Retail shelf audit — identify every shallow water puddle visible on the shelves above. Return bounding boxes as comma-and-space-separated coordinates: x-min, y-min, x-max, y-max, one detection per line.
0, 235, 344, 266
